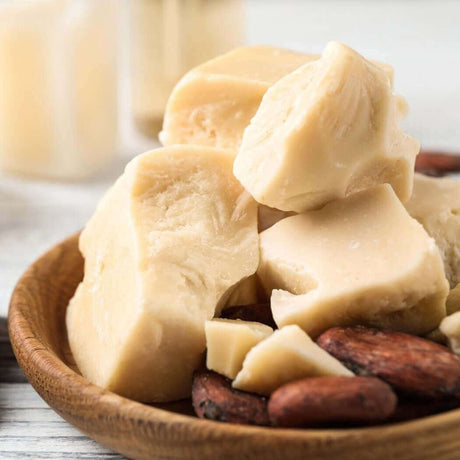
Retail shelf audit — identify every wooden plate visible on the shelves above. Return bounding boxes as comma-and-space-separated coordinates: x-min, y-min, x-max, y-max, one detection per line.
8, 233, 460, 459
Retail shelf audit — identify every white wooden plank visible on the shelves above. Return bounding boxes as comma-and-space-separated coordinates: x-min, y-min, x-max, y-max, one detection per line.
1, 408, 68, 423
0, 383, 50, 409
1, 422, 90, 437
0, 454, 120, 459
0, 437, 121, 454
0, 386, 125, 458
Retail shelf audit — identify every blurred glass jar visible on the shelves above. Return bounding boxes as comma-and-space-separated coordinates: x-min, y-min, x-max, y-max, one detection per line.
0, 0, 119, 180
128, 0, 245, 137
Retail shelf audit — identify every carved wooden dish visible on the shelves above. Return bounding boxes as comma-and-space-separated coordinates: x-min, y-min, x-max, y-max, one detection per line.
8, 233, 460, 459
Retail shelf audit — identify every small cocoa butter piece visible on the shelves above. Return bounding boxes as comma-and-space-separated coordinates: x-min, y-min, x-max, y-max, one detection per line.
268, 376, 397, 427
317, 326, 460, 400
192, 369, 270, 426
221, 303, 277, 329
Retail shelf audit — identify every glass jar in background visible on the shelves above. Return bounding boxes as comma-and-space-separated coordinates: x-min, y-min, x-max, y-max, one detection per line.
0, 0, 119, 180
129, 0, 245, 138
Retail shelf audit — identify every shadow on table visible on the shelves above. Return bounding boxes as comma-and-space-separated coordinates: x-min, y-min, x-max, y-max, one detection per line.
0, 316, 28, 384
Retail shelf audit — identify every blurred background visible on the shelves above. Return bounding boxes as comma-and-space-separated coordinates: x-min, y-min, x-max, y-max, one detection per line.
1, 0, 460, 317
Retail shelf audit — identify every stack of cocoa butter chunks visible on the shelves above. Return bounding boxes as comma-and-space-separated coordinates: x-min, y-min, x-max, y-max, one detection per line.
67, 41, 460, 428
164, 42, 460, 428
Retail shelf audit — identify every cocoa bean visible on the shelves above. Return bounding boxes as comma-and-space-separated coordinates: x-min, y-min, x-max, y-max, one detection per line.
415, 150, 460, 177
192, 369, 270, 426
268, 376, 397, 427
317, 326, 460, 400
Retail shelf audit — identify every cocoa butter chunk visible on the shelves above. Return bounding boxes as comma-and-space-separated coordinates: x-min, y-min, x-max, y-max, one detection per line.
221, 303, 277, 329
317, 326, 460, 400
405, 173, 460, 288
425, 284, 460, 346
160, 46, 316, 150
260, 185, 448, 338
268, 376, 397, 427
234, 41, 418, 213
192, 369, 270, 426
440, 311, 460, 355
66, 146, 258, 403
224, 274, 267, 308
447, 284, 460, 316
205, 319, 273, 380
160, 45, 398, 152
232, 325, 353, 396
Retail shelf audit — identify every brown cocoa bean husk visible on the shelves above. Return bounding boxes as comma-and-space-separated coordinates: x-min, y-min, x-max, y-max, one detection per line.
268, 376, 397, 428
317, 326, 460, 400
192, 369, 270, 426
389, 398, 460, 423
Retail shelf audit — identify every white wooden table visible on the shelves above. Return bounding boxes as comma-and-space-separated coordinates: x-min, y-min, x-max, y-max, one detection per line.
0, 318, 124, 459
0, 319, 125, 459
1, 0, 460, 457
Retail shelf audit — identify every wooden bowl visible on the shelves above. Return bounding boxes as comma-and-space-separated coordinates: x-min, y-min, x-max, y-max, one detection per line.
8, 233, 460, 460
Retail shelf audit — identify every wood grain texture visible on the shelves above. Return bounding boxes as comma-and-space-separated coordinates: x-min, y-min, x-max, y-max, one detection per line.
0, 383, 123, 459
7, 233, 460, 460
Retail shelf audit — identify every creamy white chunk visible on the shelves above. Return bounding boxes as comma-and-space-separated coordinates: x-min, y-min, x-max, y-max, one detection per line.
234, 42, 419, 212
405, 173, 460, 288
258, 185, 448, 338
161, 44, 399, 152
205, 319, 273, 379
232, 325, 353, 395
66, 146, 259, 402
